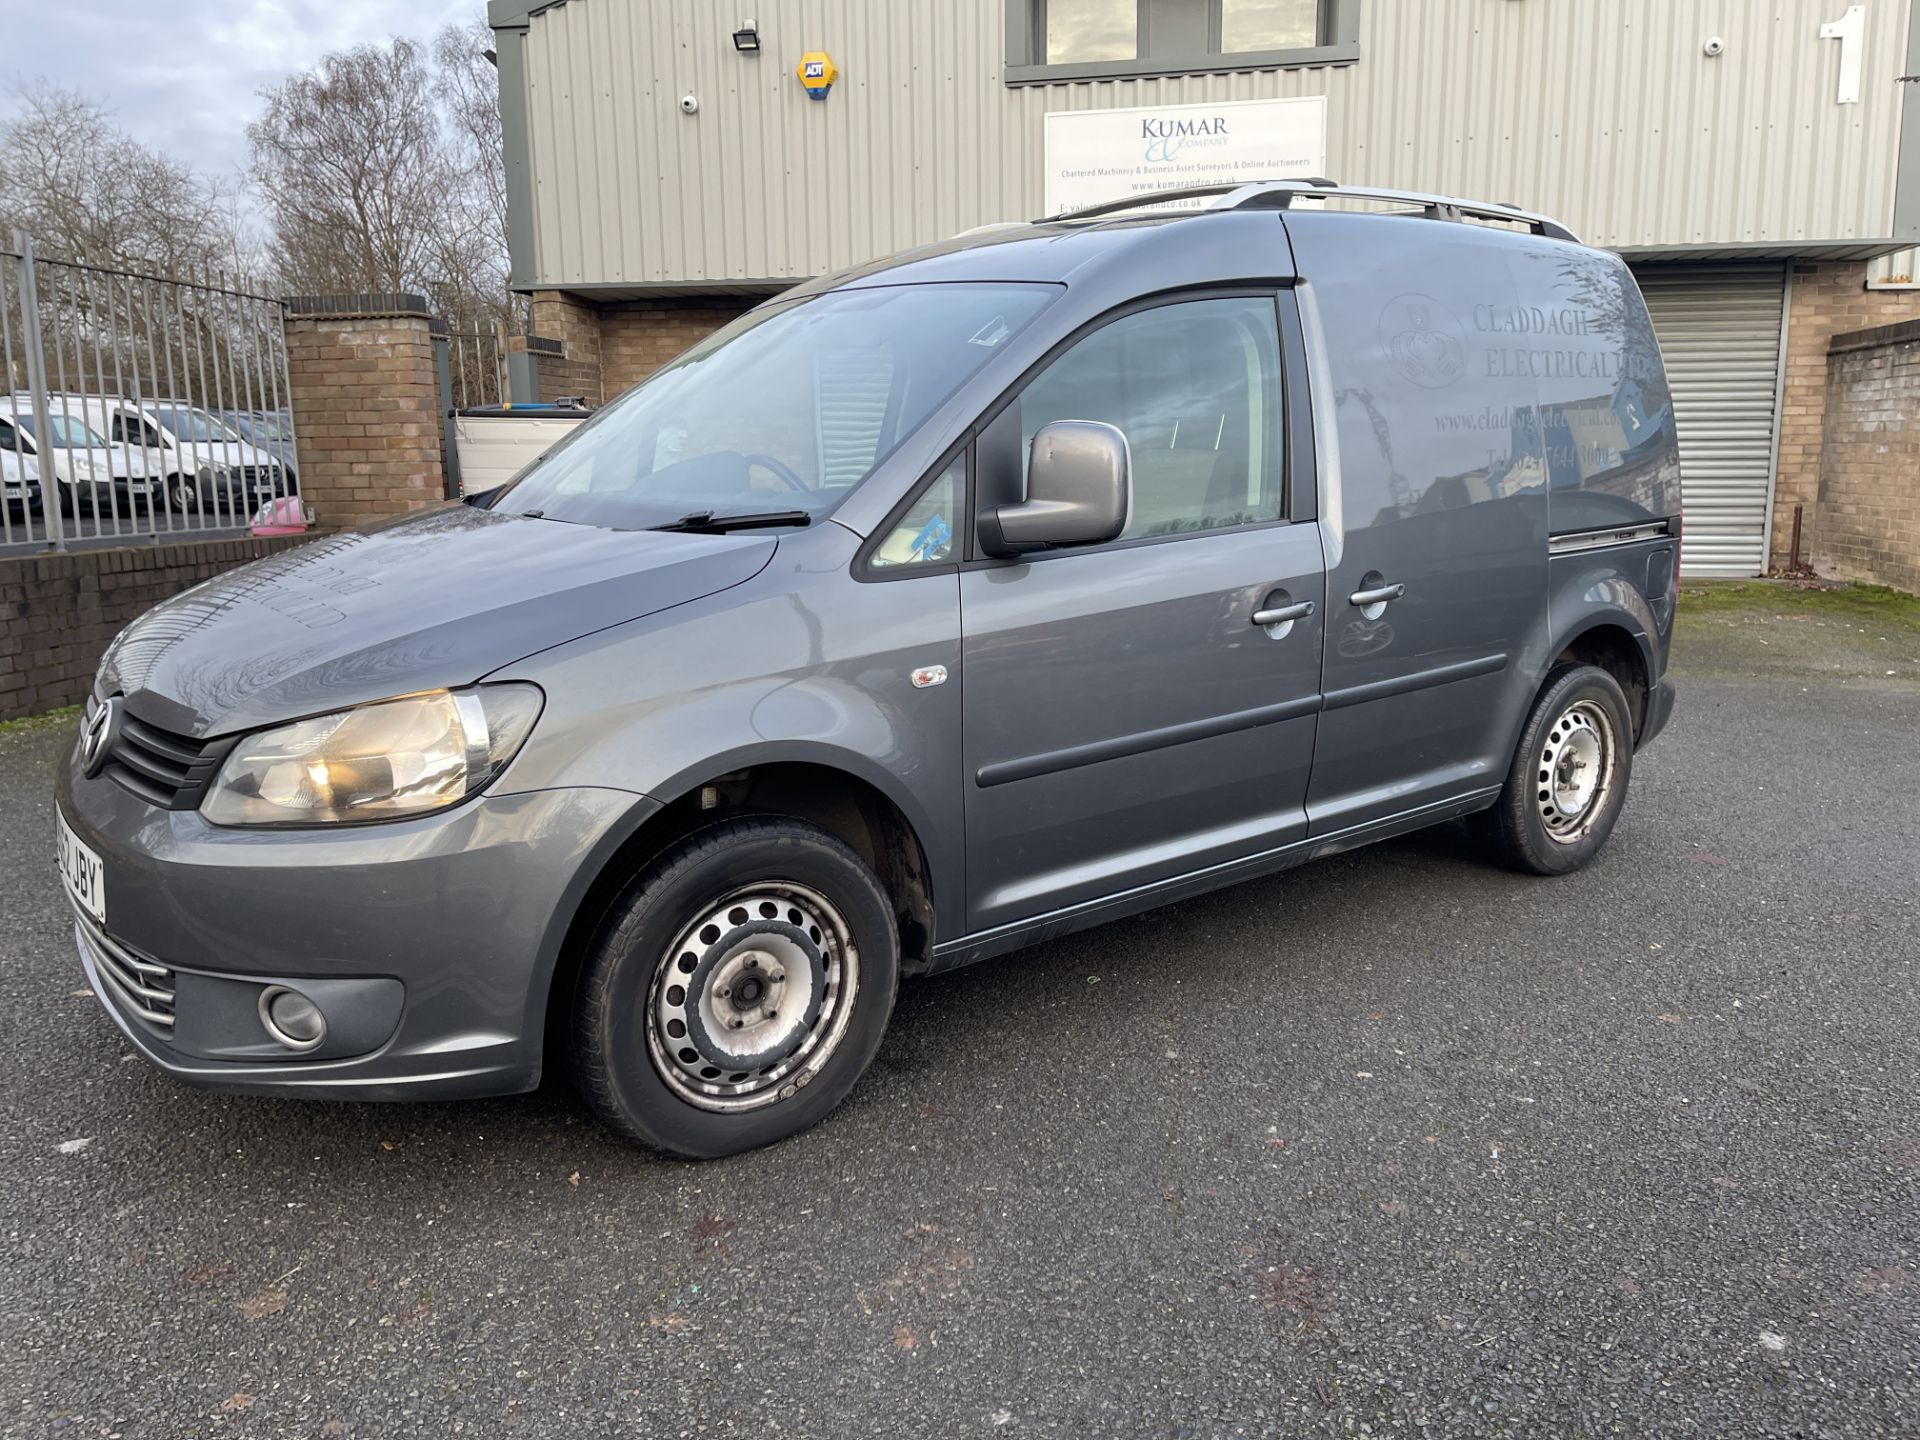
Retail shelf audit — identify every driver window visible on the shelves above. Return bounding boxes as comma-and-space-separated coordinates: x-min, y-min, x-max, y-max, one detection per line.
1014, 296, 1285, 540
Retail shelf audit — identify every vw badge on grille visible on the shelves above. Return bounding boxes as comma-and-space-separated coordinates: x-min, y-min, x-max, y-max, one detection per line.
79, 697, 122, 779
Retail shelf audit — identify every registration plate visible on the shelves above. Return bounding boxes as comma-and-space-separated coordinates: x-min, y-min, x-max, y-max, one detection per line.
56, 810, 106, 924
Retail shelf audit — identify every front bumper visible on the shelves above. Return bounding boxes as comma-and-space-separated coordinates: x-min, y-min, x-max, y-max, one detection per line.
58, 747, 648, 1101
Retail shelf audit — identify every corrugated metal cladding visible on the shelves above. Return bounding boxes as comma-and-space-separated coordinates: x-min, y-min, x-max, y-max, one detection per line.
515, 0, 1912, 290
1635, 265, 1788, 577
1868, 246, 1920, 287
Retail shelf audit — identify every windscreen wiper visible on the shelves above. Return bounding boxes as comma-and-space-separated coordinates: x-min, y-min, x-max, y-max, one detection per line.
651, 510, 813, 534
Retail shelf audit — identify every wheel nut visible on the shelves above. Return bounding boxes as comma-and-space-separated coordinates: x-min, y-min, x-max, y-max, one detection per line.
745, 957, 758, 969
718, 987, 730, 998
730, 1018, 744, 1029
769, 972, 784, 983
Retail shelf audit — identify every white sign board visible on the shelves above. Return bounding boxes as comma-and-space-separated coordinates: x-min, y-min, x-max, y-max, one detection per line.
1043, 96, 1328, 216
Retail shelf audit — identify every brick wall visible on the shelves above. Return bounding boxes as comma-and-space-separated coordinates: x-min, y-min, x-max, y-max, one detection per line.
284, 296, 445, 529
1812, 320, 1920, 594
522, 292, 757, 409
599, 299, 753, 399
0, 535, 311, 721
1774, 263, 1920, 569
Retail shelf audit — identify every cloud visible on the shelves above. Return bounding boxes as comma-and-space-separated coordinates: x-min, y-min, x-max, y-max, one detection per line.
3, 0, 478, 182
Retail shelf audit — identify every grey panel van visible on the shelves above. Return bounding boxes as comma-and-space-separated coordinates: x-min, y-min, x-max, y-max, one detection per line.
56, 181, 1681, 1157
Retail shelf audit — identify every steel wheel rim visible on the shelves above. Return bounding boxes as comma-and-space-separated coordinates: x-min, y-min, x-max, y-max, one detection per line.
1537, 699, 1617, 844
645, 881, 859, 1113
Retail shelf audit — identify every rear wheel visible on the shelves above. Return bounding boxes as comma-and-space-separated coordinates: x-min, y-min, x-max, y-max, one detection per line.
573, 816, 899, 1158
1474, 662, 1634, 875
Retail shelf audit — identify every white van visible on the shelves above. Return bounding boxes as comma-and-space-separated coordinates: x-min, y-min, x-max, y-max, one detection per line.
1, 398, 157, 515
67, 396, 290, 515
0, 412, 42, 513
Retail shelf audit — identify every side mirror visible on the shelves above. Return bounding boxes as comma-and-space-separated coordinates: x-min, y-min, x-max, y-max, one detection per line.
981, 420, 1130, 557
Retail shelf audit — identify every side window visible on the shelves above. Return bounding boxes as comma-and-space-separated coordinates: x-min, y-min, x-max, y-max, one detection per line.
1015, 296, 1285, 540
870, 454, 962, 569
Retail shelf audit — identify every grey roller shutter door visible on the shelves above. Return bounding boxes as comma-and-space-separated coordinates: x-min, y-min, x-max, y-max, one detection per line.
1635, 264, 1788, 577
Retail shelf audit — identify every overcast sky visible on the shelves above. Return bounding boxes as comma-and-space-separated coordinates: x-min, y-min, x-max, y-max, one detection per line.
2, 0, 478, 183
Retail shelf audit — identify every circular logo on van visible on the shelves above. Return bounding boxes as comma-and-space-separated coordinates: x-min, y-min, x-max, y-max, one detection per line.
1379, 293, 1468, 389
79, 697, 121, 778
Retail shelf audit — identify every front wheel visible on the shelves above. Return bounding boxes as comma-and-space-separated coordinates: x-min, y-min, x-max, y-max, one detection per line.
165, 474, 200, 513
573, 816, 900, 1158
1473, 662, 1635, 875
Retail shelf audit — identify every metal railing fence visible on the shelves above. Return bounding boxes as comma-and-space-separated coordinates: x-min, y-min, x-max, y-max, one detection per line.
440, 321, 509, 413
1, 230, 299, 552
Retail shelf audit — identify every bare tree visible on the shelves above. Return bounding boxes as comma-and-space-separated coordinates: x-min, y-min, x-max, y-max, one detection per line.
0, 82, 243, 274
248, 23, 510, 327
248, 38, 451, 295
434, 14, 510, 297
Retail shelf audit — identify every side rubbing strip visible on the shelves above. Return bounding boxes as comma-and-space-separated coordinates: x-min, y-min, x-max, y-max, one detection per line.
1322, 653, 1509, 713
1547, 522, 1671, 555
975, 695, 1323, 788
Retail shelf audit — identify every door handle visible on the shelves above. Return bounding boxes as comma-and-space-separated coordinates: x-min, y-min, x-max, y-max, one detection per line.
1348, 583, 1405, 607
1251, 600, 1315, 628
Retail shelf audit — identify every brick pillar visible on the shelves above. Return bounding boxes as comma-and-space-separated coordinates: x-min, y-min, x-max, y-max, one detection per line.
529, 291, 606, 406
283, 293, 445, 529
506, 333, 593, 405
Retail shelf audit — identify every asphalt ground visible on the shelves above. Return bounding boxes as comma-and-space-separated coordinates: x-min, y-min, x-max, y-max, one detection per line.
1, 581, 1916, 1438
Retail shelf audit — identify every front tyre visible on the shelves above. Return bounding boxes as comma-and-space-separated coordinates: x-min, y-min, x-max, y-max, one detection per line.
573, 816, 899, 1158
1474, 662, 1634, 876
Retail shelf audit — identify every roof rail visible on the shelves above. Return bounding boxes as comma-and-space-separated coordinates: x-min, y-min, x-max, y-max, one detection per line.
1042, 179, 1581, 244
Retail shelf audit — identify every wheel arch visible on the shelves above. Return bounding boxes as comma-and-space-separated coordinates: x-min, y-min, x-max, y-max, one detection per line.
1551, 616, 1655, 741
535, 747, 943, 1072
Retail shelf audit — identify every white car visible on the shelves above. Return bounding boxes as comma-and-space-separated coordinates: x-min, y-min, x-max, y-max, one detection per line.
0, 401, 156, 515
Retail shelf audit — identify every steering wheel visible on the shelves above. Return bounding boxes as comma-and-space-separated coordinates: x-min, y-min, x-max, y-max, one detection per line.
740, 452, 808, 493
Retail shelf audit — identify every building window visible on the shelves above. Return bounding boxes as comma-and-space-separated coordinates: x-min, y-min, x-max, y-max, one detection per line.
1010, 0, 1360, 85
1047, 0, 1138, 64
1219, 0, 1316, 53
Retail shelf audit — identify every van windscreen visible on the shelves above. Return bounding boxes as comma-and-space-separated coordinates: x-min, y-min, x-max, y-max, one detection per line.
489, 282, 1058, 530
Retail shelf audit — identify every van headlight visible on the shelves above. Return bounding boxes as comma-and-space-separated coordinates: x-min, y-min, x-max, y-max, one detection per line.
201, 685, 543, 827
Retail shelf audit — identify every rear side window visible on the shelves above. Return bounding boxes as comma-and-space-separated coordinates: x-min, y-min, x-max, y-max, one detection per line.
1013, 296, 1285, 540
1501, 246, 1681, 533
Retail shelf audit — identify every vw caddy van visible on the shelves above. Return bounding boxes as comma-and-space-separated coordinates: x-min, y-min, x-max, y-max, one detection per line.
57, 182, 1681, 1157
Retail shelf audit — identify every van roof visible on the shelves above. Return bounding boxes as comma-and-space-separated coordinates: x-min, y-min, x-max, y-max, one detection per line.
794, 178, 1584, 300
1043, 179, 1578, 240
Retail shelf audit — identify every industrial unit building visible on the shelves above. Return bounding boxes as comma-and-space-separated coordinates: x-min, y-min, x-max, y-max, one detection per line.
488, 0, 1920, 577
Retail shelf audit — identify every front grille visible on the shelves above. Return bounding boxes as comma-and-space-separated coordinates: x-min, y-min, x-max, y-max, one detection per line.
74, 907, 176, 1030
99, 704, 233, 810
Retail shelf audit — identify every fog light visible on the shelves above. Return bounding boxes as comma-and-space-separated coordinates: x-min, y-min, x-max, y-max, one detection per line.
259, 986, 327, 1052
